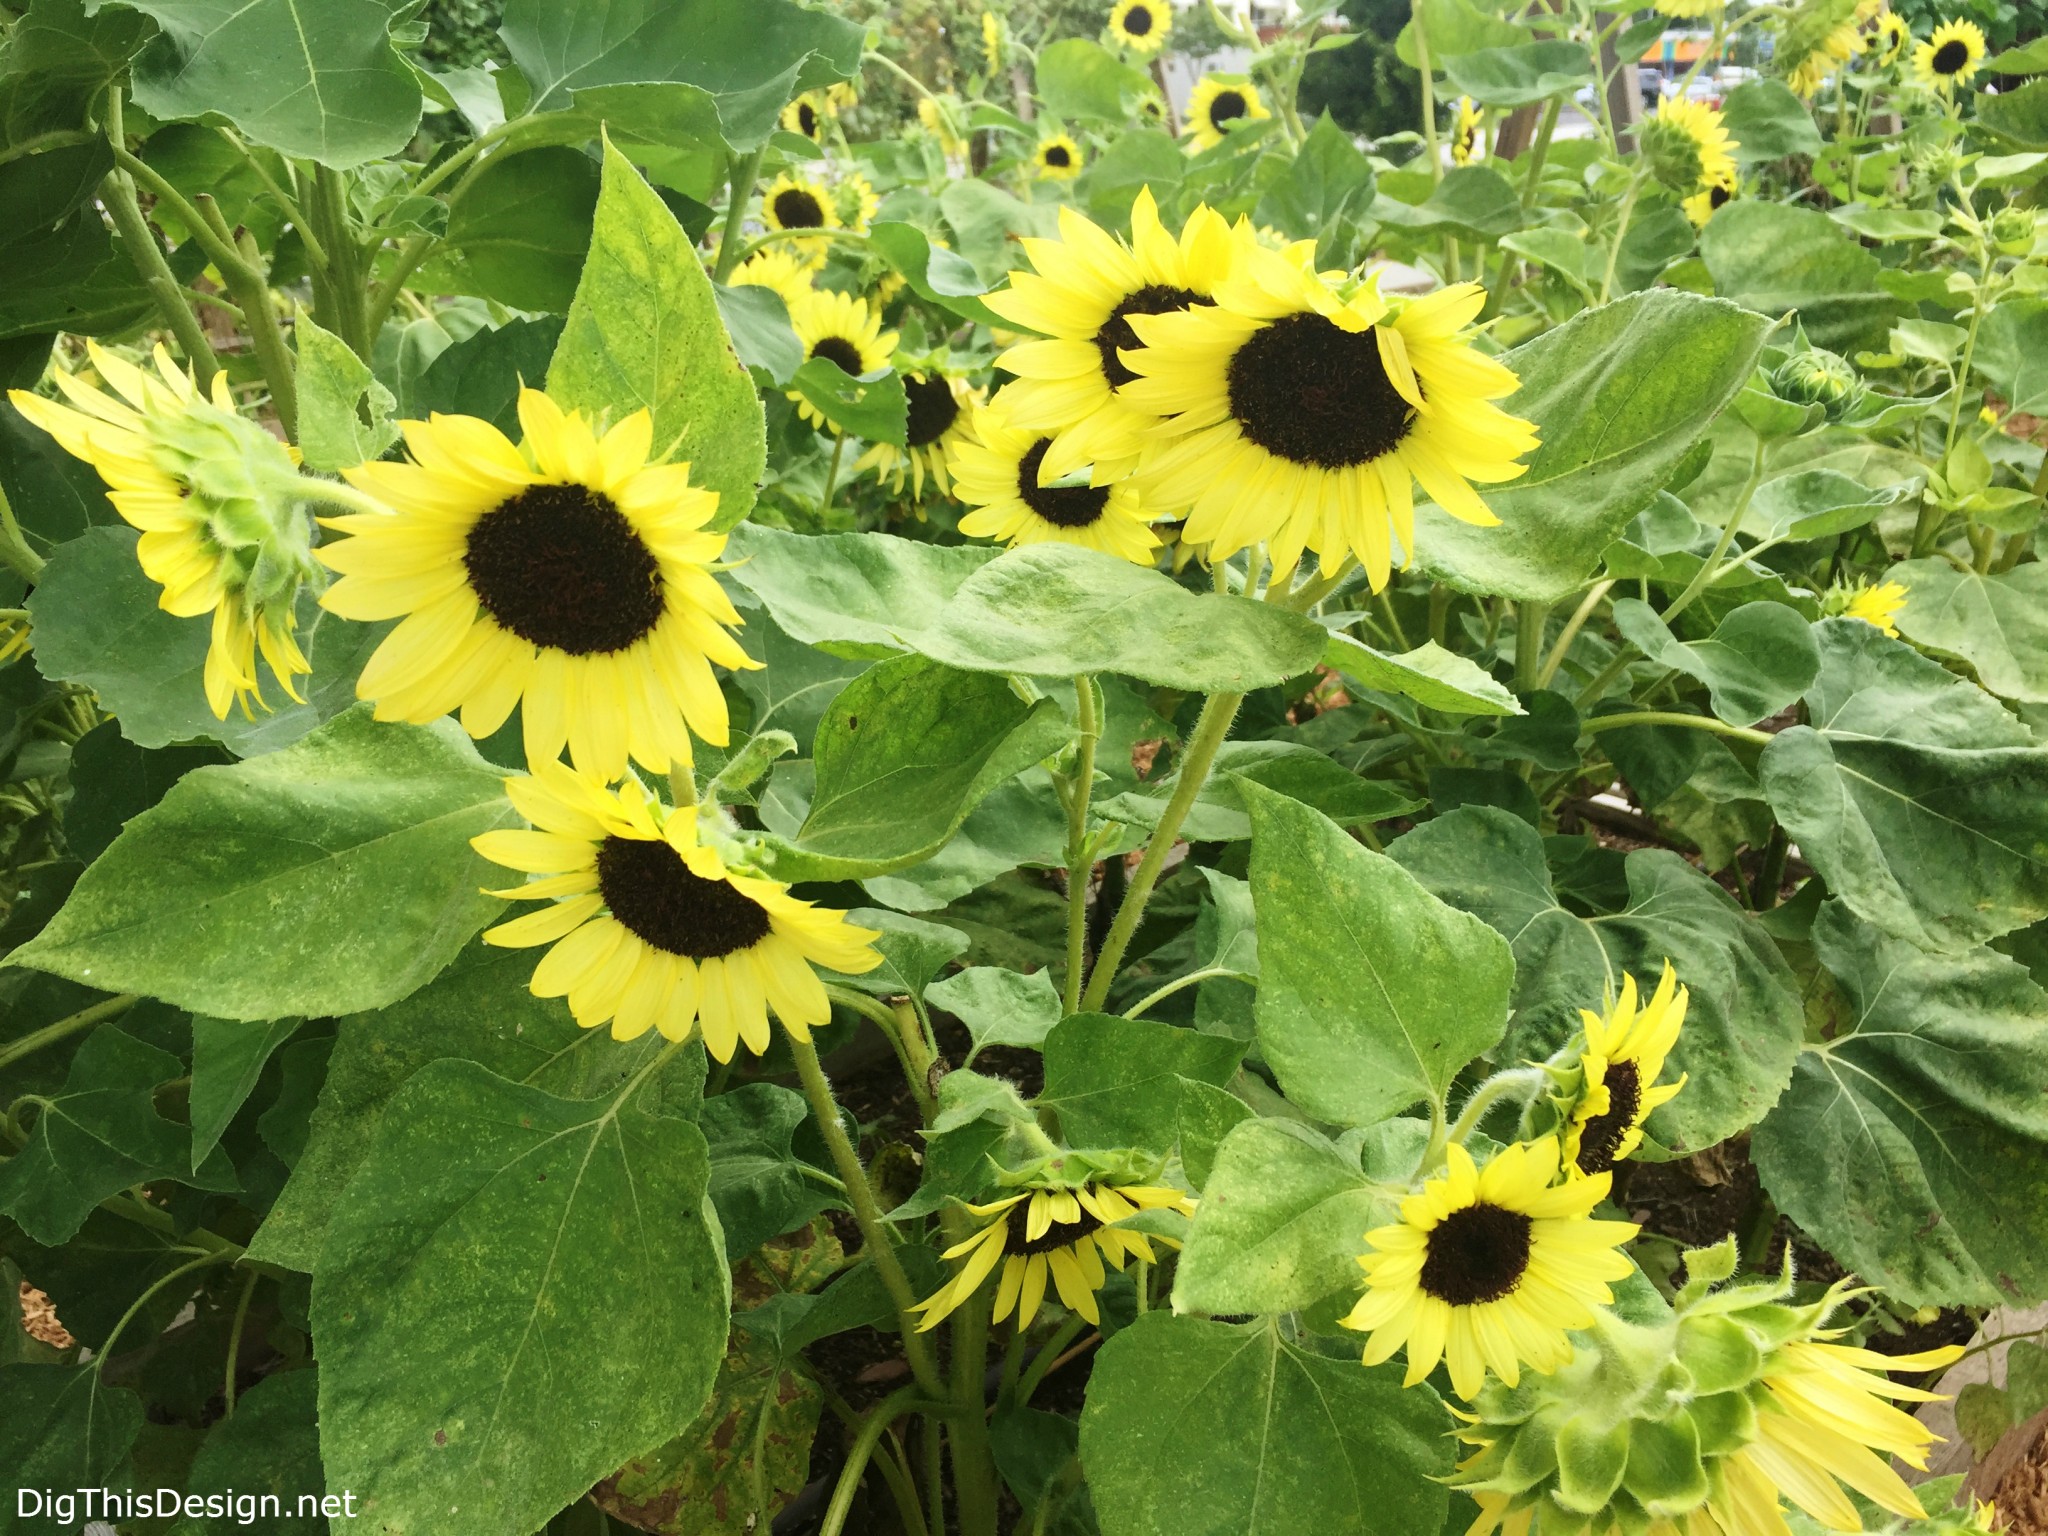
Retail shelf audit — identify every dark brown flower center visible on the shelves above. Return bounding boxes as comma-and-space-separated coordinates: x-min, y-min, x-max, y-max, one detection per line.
1932, 38, 1969, 73
796, 101, 819, 137
904, 374, 961, 448
772, 187, 825, 228
1043, 143, 1072, 167
1015, 439, 1109, 527
1226, 310, 1416, 469
1208, 89, 1248, 127
595, 836, 773, 959
464, 483, 665, 655
1710, 182, 1733, 210
1005, 1195, 1104, 1257
1573, 1060, 1644, 1178
1095, 283, 1201, 389
809, 335, 866, 376
1123, 3, 1155, 34
1419, 1203, 1535, 1306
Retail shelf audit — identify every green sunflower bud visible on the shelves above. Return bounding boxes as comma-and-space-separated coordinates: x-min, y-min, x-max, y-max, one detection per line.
1636, 113, 1705, 194
1772, 347, 1863, 419
1991, 205, 2038, 256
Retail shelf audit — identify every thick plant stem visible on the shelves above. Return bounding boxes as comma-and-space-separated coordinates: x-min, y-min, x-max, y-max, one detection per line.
196, 197, 296, 439
1080, 689, 1243, 1013
788, 1036, 945, 1398
947, 1256, 1001, 1536
0, 993, 138, 1074
1513, 601, 1550, 693
819, 1388, 950, 1536
1449, 1067, 1547, 1145
1581, 710, 1770, 744
713, 143, 770, 283
0, 486, 46, 582
1061, 674, 1101, 1015
827, 983, 935, 1123
101, 169, 222, 389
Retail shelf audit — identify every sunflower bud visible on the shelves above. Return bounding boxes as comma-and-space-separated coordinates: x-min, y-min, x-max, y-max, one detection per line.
1771, 347, 1863, 419
1636, 112, 1705, 195
1991, 205, 2038, 256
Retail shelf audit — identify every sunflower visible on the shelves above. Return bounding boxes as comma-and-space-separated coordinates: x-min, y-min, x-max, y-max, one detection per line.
951, 396, 1159, 563
1108, 0, 1171, 53
1451, 95, 1484, 166
727, 248, 814, 311
1340, 1137, 1637, 1400
760, 171, 839, 261
835, 169, 880, 234
1915, 17, 1987, 91
982, 188, 1245, 485
918, 95, 968, 158
1863, 9, 1910, 62
1653, 0, 1720, 16
853, 368, 980, 501
1682, 170, 1739, 227
474, 759, 881, 1059
1840, 578, 1908, 635
1561, 963, 1688, 1179
1780, 0, 1880, 96
1185, 76, 1270, 151
982, 10, 1005, 69
1035, 133, 1084, 179
319, 388, 753, 779
911, 1181, 1195, 1333
1645, 95, 1738, 197
1121, 244, 1540, 588
779, 92, 829, 143
788, 288, 898, 430
9, 342, 319, 719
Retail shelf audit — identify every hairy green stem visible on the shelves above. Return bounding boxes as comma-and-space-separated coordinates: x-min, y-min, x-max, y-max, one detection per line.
1581, 710, 1770, 743
827, 983, 935, 1123
1537, 581, 1614, 689
1663, 434, 1767, 622
0, 994, 139, 1074
222, 1266, 260, 1415
819, 1389, 954, 1536
95, 1250, 232, 1369
0, 485, 46, 582
1061, 675, 1101, 1015
100, 169, 222, 389
1449, 1066, 1548, 1145
1015, 1315, 1089, 1407
1125, 966, 1237, 1020
1597, 167, 1647, 306
196, 201, 296, 439
713, 141, 771, 283
1513, 600, 1550, 693
947, 1239, 1001, 1536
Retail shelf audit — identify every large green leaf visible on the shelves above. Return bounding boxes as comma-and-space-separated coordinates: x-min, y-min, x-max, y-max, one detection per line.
1699, 200, 1900, 354
1743, 467, 1912, 542
1388, 807, 1803, 1155
1975, 299, 2048, 416
1079, 1314, 1451, 1536
927, 965, 1064, 1058
1719, 78, 1824, 161
1253, 113, 1376, 264
548, 139, 765, 530
1323, 632, 1521, 716
417, 145, 600, 313
121, 0, 422, 167
1173, 1119, 1390, 1316
0, 1365, 142, 1533
1611, 598, 1820, 726
11, 708, 517, 1021
313, 1061, 728, 1536
1414, 291, 1770, 602
789, 356, 908, 445
1891, 558, 2048, 703
722, 526, 996, 658
0, 0, 153, 147
1038, 1013, 1245, 1151
1976, 77, 2048, 149
699, 1083, 834, 1260
184, 1369, 330, 1533
295, 314, 398, 472
1035, 37, 1153, 120
189, 1014, 301, 1170
1245, 782, 1514, 1127
1752, 902, 2048, 1308
1442, 41, 1594, 107
1758, 619, 2048, 952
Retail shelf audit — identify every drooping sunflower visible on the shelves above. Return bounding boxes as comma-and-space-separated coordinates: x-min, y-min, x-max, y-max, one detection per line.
1914, 17, 1987, 91
1863, 9, 1910, 62
760, 171, 839, 261
9, 342, 319, 719
1779, 0, 1880, 96
918, 94, 969, 158
1340, 1137, 1637, 1400
982, 188, 1245, 485
1121, 243, 1540, 588
1561, 963, 1688, 1179
1185, 76, 1270, 151
911, 1181, 1195, 1333
779, 92, 829, 143
1645, 95, 1738, 197
727, 248, 815, 312
1839, 578, 1908, 635
835, 169, 880, 234
319, 388, 753, 779
1682, 170, 1740, 227
787, 288, 898, 430
982, 9, 1005, 69
1034, 133, 1084, 179
1108, 0, 1171, 53
474, 759, 881, 1059
951, 397, 1159, 563
1451, 95, 1484, 166
853, 368, 981, 501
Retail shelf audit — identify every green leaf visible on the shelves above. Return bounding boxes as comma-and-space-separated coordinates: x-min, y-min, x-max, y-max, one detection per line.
1079, 1314, 1452, 1536
189, 1014, 301, 1171
1752, 901, 2048, 1307
916, 543, 1329, 693
730, 610, 866, 753
824, 907, 968, 999
713, 281, 803, 384
1977, 78, 2048, 149
64, 723, 228, 864
1442, 41, 1594, 107
927, 965, 1063, 1058
294, 312, 398, 472
1974, 299, 2048, 417
0, 1365, 142, 1525
1246, 782, 1514, 1127
1191, 866, 1258, 980
867, 221, 999, 325
0, 0, 153, 148
11, 707, 517, 1021
1253, 113, 1376, 264
184, 1369, 329, 1534
1988, 34, 2048, 71
1173, 1119, 1390, 1315
1323, 632, 1522, 716
1036, 37, 1153, 120
404, 315, 566, 436
548, 138, 765, 531
418, 145, 600, 314
1414, 291, 1770, 603
0, 1207, 194, 1350
1759, 619, 2048, 952
722, 526, 996, 658
0, 1026, 224, 1244
1745, 467, 1912, 542
1099, 740, 1422, 842
0, 143, 150, 340
1719, 78, 1824, 161
1500, 228, 1595, 300
941, 178, 1061, 285
1891, 558, 2048, 703
123, 0, 422, 167
1699, 201, 1900, 355
790, 356, 908, 445
1830, 206, 1944, 243
1388, 807, 1804, 1155
1611, 599, 1819, 726
1396, 0, 1528, 66
1038, 1013, 1245, 1151
313, 1061, 728, 1536
1079, 130, 1186, 229
762, 653, 1069, 882
701, 1083, 834, 1260
1372, 164, 1521, 239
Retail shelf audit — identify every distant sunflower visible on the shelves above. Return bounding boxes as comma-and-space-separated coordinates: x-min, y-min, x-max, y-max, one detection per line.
474, 759, 881, 1059
1841, 578, 1908, 635
727, 248, 814, 312
760, 171, 839, 261
1137, 93, 1167, 125
835, 169, 880, 234
320, 388, 753, 779
1863, 9, 1910, 62
1780, 0, 1879, 96
983, 187, 1245, 484
952, 396, 1159, 563
1561, 963, 1688, 1179
911, 1181, 1195, 1332
9, 342, 317, 719
779, 93, 829, 143
788, 288, 898, 429
918, 95, 969, 158
983, 10, 1005, 69
1108, 0, 1171, 53
1035, 133, 1084, 179
1914, 17, 1986, 91
1450, 95, 1484, 165
1683, 170, 1739, 227
1647, 95, 1738, 196
853, 368, 980, 501
1121, 244, 1539, 587
1341, 1138, 1637, 1400
1185, 76, 1270, 150
824, 81, 858, 112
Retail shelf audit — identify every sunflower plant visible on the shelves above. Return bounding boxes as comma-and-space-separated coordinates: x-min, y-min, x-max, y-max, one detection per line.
3, 2, 2048, 1536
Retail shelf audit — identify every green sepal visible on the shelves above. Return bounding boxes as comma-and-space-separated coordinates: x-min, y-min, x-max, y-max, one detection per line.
1673, 1236, 1739, 1306
1552, 1413, 1630, 1513
1621, 1414, 1709, 1515
1684, 1391, 1757, 1458
1675, 1314, 1761, 1395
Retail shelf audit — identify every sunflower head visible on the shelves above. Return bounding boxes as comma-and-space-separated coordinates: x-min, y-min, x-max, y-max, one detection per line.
1828, 577, 1909, 636
835, 169, 880, 234
1035, 132, 1084, 179
982, 9, 1004, 68
852, 367, 981, 503
760, 171, 839, 260
1553, 963, 1689, 1180
1109, 0, 1171, 53
727, 248, 815, 312
9, 341, 321, 719
1915, 17, 1987, 90
1771, 343, 1863, 418
1777, 0, 1874, 95
1186, 75, 1270, 150
1682, 171, 1739, 227
779, 93, 828, 142
1641, 97, 1737, 196
951, 394, 1160, 564
788, 288, 898, 428
1451, 96, 1484, 166
1864, 9, 1910, 62
1990, 204, 2039, 256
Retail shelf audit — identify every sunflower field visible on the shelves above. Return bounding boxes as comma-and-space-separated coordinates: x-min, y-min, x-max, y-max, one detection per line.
7, 0, 2048, 1531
